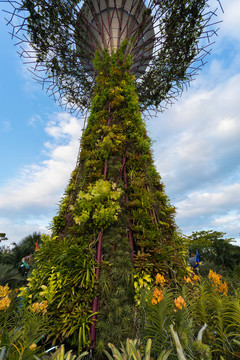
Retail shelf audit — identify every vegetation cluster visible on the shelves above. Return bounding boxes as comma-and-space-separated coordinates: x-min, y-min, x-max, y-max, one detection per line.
0, 230, 240, 359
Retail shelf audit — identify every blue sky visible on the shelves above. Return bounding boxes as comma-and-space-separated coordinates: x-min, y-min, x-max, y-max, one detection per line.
0, 0, 240, 247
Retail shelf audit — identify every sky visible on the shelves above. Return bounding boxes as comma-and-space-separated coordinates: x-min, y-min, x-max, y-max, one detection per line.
0, 0, 240, 247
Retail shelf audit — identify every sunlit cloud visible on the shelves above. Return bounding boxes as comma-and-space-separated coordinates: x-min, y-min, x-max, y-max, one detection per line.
0, 112, 82, 212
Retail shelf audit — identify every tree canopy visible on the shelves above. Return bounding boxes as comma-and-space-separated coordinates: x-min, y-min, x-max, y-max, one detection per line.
5, 0, 222, 113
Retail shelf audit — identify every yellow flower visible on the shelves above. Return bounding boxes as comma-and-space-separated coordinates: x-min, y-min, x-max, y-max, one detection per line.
174, 296, 186, 310
0, 296, 11, 310
29, 343, 37, 351
155, 274, 165, 286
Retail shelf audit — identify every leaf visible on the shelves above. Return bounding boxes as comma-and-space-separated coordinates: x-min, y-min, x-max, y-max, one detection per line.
144, 339, 152, 360
157, 349, 172, 360
108, 343, 123, 360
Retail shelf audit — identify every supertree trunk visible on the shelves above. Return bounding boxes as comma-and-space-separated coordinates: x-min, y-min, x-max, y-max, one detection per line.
49, 46, 186, 353
25, 46, 187, 358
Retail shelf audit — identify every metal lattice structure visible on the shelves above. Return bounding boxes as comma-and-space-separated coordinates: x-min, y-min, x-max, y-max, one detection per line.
2, 0, 223, 115
75, 0, 154, 78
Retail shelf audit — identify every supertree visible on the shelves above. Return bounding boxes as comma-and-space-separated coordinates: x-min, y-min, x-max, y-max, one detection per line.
3, 0, 222, 357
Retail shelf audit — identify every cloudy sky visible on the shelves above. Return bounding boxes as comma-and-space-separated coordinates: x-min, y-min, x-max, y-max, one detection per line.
0, 0, 240, 247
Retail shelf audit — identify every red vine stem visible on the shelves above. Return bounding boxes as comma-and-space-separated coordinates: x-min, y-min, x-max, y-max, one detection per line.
115, 156, 126, 185
144, 184, 156, 225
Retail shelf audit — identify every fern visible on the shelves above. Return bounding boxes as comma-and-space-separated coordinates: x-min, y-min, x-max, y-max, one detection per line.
145, 289, 174, 355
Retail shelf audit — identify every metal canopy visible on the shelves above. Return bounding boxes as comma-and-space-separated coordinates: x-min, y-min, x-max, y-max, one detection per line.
75, 0, 155, 78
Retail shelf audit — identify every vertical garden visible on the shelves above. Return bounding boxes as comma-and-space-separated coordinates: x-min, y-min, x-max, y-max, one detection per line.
2, 0, 239, 359
23, 45, 187, 355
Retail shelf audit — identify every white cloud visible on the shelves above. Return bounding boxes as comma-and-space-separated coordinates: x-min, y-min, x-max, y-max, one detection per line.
148, 50, 240, 244
0, 112, 82, 212
152, 72, 240, 197
221, 0, 240, 41
0, 111, 83, 243
176, 183, 240, 218
0, 216, 51, 247
174, 183, 240, 245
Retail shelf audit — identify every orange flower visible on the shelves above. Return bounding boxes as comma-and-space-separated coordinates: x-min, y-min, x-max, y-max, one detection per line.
152, 287, 164, 305
208, 270, 228, 296
208, 270, 222, 284
192, 274, 201, 283
184, 276, 192, 284
155, 274, 165, 286
174, 296, 186, 310
30, 300, 48, 314
153, 287, 164, 301
151, 297, 158, 305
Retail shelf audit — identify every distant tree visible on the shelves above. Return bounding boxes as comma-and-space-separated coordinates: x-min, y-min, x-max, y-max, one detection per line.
187, 230, 240, 276
0, 232, 42, 286
0, 263, 23, 287
2, 232, 41, 269
0, 233, 8, 243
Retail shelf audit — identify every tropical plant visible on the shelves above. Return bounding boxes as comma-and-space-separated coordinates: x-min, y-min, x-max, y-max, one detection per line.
187, 281, 240, 359
143, 272, 240, 360
0, 287, 50, 360
0, 264, 23, 287
19, 234, 97, 352
105, 338, 172, 360
34, 345, 89, 360
0, 234, 7, 243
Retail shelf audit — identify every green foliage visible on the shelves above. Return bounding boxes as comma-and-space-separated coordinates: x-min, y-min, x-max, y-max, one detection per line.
0, 234, 7, 243
192, 340, 212, 360
0, 232, 42, 287
34, 345, 88, 360
0, 264, 23, 287
71, 180, 122, 228
94, 212, 136, 357
20, 234, 97, 351
0, 294, 50, 360
2, 232, 42, 267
